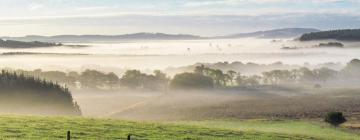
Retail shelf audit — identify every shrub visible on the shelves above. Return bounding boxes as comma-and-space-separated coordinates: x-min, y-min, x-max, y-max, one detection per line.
324, 112, 346, 126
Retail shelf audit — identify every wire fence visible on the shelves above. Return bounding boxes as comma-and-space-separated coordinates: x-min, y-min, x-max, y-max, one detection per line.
0, 130, 307, 140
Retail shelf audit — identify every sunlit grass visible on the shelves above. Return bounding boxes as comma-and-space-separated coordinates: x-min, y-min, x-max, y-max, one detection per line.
174, 119, 360, 140
0, 115, 324, 140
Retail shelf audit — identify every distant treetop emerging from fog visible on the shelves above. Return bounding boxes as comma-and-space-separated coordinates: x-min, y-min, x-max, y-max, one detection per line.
300, 29, 360, 41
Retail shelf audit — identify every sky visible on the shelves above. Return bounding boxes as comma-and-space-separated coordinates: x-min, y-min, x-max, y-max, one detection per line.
0, 0, 360, 36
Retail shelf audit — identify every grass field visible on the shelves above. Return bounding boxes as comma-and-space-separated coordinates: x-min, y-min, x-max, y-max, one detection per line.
0, 115, 358, 140
175, 120, 360, 140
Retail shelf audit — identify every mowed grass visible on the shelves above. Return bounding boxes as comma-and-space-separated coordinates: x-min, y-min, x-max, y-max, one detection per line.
0, 115, 324, 140
175, 120, 360, 140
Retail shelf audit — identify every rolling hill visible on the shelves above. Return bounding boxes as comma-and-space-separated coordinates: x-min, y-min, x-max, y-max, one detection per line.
1, 28, 320, 43
220, 28, 320, 39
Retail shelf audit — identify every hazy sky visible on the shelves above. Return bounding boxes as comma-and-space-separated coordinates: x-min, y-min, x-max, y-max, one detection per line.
0, 0, 360, 36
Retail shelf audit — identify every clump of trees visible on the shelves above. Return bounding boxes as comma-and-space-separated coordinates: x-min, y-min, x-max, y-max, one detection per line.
324, 112, 346, 126
262, 67, 337, 85
0, 70, 81, 115
16, 69, 170, 91
193, 65, 260, 87
170, 73, 214, 90
79, 70, 119, 89
300, 29, 360, 41
120, 70, 170, 91
169, 61, 358, 90
341, 59, 360, 78
317, 42, 344, 48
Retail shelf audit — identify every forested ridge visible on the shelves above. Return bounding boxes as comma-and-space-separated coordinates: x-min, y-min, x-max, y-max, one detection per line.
300, 29, 360, 41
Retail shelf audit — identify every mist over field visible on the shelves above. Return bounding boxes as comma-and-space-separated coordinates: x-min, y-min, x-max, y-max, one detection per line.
1, 0, 360, 139
1, 37, 360, 118
0, 38, 359, 71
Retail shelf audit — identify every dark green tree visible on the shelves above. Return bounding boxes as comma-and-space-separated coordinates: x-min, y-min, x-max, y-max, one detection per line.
325, 112, 346, 126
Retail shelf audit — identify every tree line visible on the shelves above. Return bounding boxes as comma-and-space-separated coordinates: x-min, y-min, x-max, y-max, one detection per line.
7, 59, 360, 91
170, 59, 360, 89
13, 69, 170, 91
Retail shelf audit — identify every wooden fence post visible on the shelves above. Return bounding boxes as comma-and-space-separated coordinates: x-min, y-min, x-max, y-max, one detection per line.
67, 131, 71, 140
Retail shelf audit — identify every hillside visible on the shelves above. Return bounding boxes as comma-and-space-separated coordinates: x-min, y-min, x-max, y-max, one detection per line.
220, 28, 320, 39
0, 39, 61, 48
0, 115, 356, 140
299, 29, 360, 41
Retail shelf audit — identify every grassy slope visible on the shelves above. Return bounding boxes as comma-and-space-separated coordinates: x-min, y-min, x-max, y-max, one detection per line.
0, 115, 324, 140
176, 120, 360, 140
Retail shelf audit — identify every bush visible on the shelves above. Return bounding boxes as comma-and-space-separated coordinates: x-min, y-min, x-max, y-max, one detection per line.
170, 73, 214, 90
324, 112, 346, 126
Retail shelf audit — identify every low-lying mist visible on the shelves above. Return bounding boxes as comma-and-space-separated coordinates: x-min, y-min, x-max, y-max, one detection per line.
71, 87, 360, 121
0, 38, 360, 122
0, 38, 359, 71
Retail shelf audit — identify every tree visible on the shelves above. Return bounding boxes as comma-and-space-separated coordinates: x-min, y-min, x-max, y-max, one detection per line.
79, 69, 119, 89
194, 65, 206, 75
105, 72, 120, 89
297, 67, 316, 83
120, 70, 169, 91
235, 75, 260, 87
120, 70, 144, 89
341, 59, 360, 78
313, 68, 337, 83
235, 75, 247, 86
170, 73, 214, 90
226, 70, 237, 86
262, 70, 293, 85
152, 70, 170, 90
194, 66, 231, 87
325, 112, 346, 126
209, 69, 226, 87
245, 75, 261, 86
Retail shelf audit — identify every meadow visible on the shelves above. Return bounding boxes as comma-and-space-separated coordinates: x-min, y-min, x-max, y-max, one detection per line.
0, 115, 358, 140
175, 120, 360, 140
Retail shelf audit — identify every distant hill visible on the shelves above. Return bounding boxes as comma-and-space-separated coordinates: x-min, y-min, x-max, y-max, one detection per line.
299, 29, 360, 41
0, 39, 61, 48
1, 28, 320, 43
2, 33, 203, 43
220, 28, 320, 39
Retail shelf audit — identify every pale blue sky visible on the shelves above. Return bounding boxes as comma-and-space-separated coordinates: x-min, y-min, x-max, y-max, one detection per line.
0, 0, 360, 36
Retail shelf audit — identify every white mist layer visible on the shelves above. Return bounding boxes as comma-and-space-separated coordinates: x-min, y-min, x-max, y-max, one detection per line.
0, 38, 358, 71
